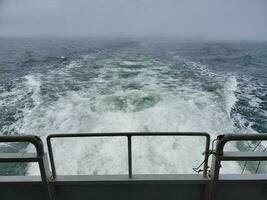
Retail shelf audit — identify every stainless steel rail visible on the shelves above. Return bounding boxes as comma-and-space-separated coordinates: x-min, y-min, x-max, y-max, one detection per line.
0, 135, 52, 200
47, 132, 210, 180
2, 133, 267, 200
208, 133, 267, 200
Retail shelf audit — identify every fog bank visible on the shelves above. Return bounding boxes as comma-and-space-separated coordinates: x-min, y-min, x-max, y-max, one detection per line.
0, 0, 266, 40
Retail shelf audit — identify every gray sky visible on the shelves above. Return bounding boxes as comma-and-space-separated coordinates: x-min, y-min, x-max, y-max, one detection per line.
0, 0, 267, 40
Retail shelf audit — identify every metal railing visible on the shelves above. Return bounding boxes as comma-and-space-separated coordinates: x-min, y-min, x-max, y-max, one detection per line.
208, 133, 267, 200
0, 135, 52, 200
2, 133, 267, 200
47, 132, 210, 180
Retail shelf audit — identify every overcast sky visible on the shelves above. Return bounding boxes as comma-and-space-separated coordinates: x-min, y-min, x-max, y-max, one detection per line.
0, 0, 266, 40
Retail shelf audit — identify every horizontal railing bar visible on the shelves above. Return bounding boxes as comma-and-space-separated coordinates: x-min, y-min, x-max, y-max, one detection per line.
47, 132, 210, 138
0, 153, 40, 162
220, 151, 267, 161
0, 158, 39, 162
52, 174, 209, 183
216, 134, 267, 155
0, 135, 44, 156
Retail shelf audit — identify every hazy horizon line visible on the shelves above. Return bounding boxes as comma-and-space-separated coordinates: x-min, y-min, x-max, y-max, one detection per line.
1, 35, 267, 43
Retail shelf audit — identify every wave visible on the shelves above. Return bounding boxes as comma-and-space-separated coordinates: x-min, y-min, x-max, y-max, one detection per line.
1, 51, 264, 175
22, 56, 244, 174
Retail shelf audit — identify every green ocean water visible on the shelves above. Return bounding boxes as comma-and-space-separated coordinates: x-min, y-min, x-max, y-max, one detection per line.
0, 39, 267, 175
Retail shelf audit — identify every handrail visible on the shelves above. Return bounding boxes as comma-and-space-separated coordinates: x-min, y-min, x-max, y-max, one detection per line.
208, 133, 267, 200
47, 132, 210, 180
0, 135, 44, 156
216, 134, 267, 155
2, 133, 267, 200
0, 135, 52, 200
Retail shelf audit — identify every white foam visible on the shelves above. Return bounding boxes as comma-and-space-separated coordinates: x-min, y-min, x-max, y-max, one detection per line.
248, 97, 263, 108
24, 75, 42, 104
121, 61, 144, 66
4, 55, 245, 175
223, 76, 238, 117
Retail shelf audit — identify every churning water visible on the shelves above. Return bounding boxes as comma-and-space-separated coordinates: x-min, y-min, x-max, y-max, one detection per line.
0, 38, 267, 175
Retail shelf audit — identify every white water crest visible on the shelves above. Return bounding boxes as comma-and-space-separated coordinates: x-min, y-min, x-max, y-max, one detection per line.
2, 53, 245, 175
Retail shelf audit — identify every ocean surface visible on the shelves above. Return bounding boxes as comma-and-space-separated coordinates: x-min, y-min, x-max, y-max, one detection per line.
0, 38, 267, 175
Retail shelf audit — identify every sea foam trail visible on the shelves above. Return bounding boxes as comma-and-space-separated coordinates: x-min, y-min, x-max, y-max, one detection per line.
3, 53, 244, 175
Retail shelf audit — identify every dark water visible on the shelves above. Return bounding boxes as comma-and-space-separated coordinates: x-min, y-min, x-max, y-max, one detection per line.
0, 38, 267, 175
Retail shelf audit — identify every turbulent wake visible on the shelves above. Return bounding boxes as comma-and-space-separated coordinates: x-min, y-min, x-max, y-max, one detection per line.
0, 39, 266, 175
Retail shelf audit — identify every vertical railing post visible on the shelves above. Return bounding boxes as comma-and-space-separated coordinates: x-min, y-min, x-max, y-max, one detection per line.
203, 135, 210, 178
127, 135, 132, 178
208, 153, 221, 200
38, 154, 53, 200
47, 136, 57, 180
208, 135, 225, 200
